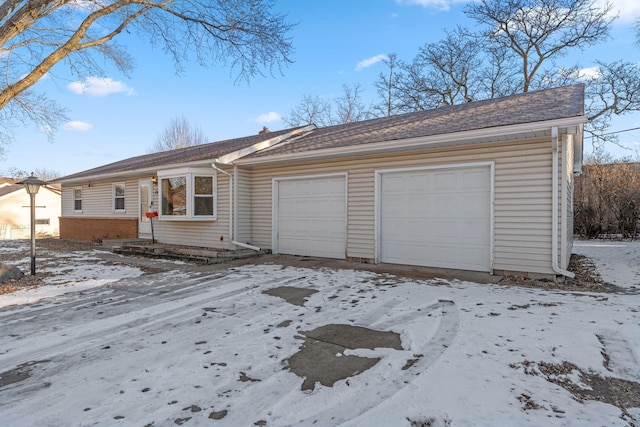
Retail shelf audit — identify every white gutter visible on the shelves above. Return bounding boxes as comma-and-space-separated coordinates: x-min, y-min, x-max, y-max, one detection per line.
54, 159, 217, 185
211, 162, 261, 251
551, 127, 575, 279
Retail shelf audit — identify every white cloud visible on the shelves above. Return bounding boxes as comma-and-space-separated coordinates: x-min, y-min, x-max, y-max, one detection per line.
63, 121, 94, 131
601, 0, 640, 22
68, 77, 135, 96
395, 0, 469, 12
355, 54, 389, 71
576, 66, 603, 79
255, 112, 281, 123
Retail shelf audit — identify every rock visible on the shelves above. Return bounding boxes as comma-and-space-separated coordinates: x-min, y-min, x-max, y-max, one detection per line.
0, 264, 25, 284
209, 410, 227, 420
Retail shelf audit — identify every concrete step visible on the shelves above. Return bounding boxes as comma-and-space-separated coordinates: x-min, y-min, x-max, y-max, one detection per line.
110, 242, 267, 264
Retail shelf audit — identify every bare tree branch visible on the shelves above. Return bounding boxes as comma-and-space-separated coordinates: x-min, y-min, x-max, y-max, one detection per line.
0, 0, 295, 156
372, 53, 401, 117
466, 0, 614, 92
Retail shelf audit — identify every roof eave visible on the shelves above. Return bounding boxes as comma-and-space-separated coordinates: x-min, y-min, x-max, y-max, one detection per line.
54, 158, 214, 185
55, 126, 317, 185
235, 117, 587, 166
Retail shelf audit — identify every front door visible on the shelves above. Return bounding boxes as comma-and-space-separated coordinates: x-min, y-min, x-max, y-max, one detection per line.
139, 180, 153, 235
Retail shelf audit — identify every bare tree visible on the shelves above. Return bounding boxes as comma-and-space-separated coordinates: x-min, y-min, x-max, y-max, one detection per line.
282, 95, 333, 127
465, 0, 614, 92
583, 61, 640, 139
283, 84, 371, 127
475, 43, 521, 99
378, 0, 639, 147
390, 27, 484, 112
148, 116, 208, 153
385, 0, 615, 112
34, 168, 62, 181
335, 83, 370, 124
575, 152, 640, 238
372, 54, 402, 117
0, 0, 294, 153
5, 167, 60, 180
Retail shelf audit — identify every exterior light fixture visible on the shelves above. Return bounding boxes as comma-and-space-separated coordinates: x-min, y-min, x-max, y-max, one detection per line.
17, 174, 47, 275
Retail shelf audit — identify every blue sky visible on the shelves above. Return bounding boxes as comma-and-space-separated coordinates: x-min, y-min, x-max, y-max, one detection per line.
2, 0, 640, 177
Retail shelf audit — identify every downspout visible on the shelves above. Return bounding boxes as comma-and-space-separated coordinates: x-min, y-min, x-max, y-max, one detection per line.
561, 134, 570, 269
551, 127, 575, 279
211, 162, 261, 251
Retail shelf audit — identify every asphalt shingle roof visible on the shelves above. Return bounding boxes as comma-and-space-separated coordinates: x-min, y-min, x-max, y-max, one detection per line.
0, 181, 21, 198
246, 84, 585, 159
57, 127, 306, 182
58, 85, 584, 181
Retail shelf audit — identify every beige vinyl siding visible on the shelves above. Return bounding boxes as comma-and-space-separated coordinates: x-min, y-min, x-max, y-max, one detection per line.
61, 186, 73, 216
247, 137, 562, 275
494, 146, 553, 274
235, 167, 252, 244
61, 173, 234, 249
61, 179, 139, 217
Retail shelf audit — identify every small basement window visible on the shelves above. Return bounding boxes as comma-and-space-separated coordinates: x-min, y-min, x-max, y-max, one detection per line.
158, 168, 216, 220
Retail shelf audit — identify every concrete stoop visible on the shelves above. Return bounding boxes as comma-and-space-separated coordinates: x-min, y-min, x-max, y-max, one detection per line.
104, 240, 266, 264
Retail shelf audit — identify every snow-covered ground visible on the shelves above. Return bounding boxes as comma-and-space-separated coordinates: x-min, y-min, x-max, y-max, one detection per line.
573, 240, 640, 291
0, 240, 146, 308
0, 240, 639, 426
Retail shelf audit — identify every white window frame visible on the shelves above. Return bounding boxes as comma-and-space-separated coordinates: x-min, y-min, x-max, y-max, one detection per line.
157, 168, 217, 221
73, 187, 82, 212
113, 182, 126, 212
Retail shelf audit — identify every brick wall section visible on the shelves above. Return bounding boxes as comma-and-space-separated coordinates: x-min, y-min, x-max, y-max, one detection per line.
60, 217, 138, 241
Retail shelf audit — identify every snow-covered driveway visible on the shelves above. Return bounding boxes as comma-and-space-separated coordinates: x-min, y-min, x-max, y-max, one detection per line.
1, 242, 639, 426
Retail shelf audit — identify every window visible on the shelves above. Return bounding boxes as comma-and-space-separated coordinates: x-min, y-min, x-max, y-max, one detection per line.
158, 169, 216, 220
161, 176, 187, 216
73, 188, 82, 211
113, 183, 125, 211
194, 176, 214, 216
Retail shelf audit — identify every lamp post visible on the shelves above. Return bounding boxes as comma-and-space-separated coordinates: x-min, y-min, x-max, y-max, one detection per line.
17, 174, 46, 275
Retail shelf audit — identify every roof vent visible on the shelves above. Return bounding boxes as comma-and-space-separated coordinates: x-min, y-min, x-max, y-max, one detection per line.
259, 126, 270, 134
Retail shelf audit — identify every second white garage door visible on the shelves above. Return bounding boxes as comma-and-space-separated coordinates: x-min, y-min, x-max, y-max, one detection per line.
274, 175, 346, 259
378, 164, 492, 271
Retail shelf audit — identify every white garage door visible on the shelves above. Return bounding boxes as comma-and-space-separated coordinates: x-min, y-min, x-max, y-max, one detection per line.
275, 175, 346, 259
379, 165, 491, 271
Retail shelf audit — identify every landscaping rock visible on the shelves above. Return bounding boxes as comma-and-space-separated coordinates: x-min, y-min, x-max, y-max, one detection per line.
0, 264, 25, 284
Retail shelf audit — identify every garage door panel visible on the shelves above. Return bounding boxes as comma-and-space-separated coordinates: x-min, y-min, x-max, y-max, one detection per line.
461, 219, 490, 240
380, 166, 491, 271
434, 172, 456, 190
276, 176, 346, 259
384, 174, 407, 192
434, 196, 457, 214
461, 170, 486, 186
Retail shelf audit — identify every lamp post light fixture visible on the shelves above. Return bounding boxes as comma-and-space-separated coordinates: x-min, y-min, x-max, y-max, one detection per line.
17, 173, 47, 275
